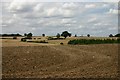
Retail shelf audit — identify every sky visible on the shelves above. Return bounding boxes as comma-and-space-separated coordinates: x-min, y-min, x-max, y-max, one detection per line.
1, 0, 119, 37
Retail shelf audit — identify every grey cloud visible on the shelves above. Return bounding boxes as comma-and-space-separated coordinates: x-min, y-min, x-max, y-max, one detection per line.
1, 2, 118, 36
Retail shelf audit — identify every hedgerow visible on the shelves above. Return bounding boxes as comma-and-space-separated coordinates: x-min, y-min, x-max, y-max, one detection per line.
27, 40, 48, 43
68, 39, 120, 45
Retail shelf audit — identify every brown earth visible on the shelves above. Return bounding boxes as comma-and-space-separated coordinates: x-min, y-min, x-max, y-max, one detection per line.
1, 37, 119, 78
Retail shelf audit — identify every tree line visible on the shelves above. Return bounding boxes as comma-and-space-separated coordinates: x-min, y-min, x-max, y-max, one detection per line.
0, 33, 22, 37
109, 34, 120, 37
1, 32, 120, 38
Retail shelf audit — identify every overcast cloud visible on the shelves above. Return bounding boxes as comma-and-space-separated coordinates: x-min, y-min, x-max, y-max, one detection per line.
1, 1, 119, 36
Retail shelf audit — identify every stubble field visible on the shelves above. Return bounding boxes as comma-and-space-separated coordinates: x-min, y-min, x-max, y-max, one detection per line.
1, 37, 119, 78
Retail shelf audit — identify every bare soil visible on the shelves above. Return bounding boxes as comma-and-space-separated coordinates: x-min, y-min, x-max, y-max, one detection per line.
1, 37, 119, 78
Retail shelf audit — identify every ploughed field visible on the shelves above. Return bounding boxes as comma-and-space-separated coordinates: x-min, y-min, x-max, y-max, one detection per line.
2, 43, 118, 78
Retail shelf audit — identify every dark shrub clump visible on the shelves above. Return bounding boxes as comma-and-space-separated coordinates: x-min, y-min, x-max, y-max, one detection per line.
13, 37, 17, 39
21, 38, 26, 42
27, 40, 48, 43
68, 39, 120, 45
60, 42, 64, 45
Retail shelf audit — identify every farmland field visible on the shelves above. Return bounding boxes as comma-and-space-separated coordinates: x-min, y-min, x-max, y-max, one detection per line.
1, 37, 119, 78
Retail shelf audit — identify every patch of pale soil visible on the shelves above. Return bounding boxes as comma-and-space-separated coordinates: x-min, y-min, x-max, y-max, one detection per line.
1, 39, 57, 47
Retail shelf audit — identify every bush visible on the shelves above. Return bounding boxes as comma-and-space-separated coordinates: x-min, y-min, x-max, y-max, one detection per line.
48, 37, 64, 40
25, 37, 32, 39
21, 37, 32, 42
27, 40, 48, 43
48, 37, 54, 40
39, 40, 48, 43
60, 42, 64, 45
21, 38, 26, 42
13, 36, 17, 39
38, 38, 41, 39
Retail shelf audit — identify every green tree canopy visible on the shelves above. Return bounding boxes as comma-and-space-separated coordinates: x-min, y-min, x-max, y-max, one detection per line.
75, 34, 77, 37
27, 33, 32, 38
61, 31, 71, 39
42, 34, 45, 37
114, 33, 120, 37
109, 34, 113, 37
87, 34, 90, 37
56, 33, 60, 39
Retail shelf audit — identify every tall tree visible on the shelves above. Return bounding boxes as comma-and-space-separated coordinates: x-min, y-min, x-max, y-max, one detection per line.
114, 33, 120, 37
109, 34, 113, 37
75, 34, 77, 37
68, 33, 72, 37
87, 34, 90, 37
27, 33, 32, 38
24, 33, 27, 36
61, 31, 71, 39
42, 34, 45, 37
56, 33, 60, 39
